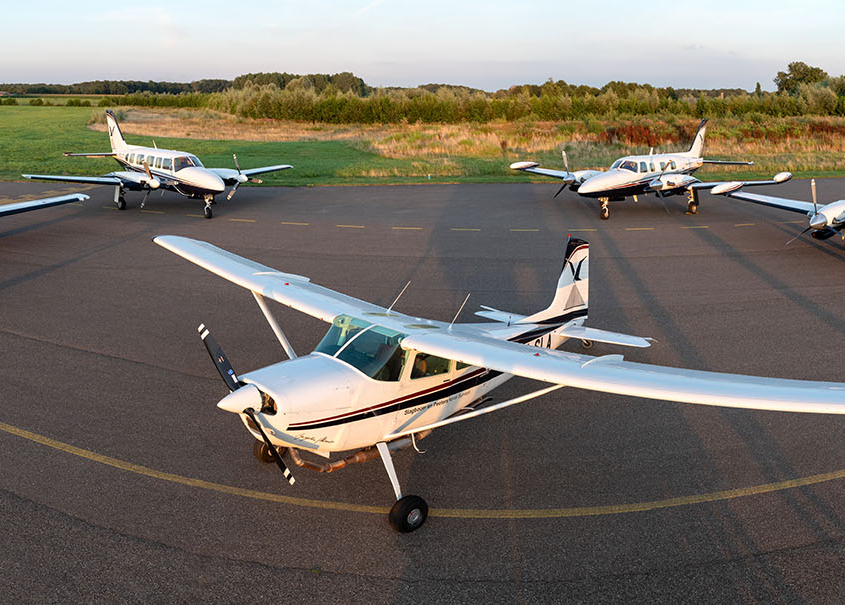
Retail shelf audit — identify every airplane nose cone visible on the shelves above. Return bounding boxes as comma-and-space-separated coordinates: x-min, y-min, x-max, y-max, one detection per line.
204, 171, 226, 194
577, 174, 608, 195
809, 213, 828, 230
217, 383, 263, 414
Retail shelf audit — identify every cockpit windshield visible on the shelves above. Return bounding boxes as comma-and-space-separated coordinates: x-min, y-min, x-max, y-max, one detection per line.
610, 160, 622, 170
315, 315, 408, 381
173, 155, 203, 171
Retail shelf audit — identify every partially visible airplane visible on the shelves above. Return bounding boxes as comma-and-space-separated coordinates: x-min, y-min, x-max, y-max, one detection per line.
155, 234, 845, 533
23, 110, 291, 219
0, 192, 89, 218
510, 119, 788, 219
714, 178, 845, 247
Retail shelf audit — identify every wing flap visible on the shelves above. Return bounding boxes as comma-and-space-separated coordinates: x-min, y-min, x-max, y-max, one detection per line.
153, 235, 387, 323
402, 330, 845, 413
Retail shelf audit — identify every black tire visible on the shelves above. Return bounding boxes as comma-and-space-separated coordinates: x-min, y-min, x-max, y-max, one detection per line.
116, 197, 126, 210
600, 207, 609, 220
253, 440, 274, 464
687, 202, 698, 215
204, 205, 213, 219
389, 495, 428, 533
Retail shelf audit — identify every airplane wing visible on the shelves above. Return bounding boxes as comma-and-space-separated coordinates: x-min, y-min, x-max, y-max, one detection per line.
152, 235, 388, 322
0, 193, 89, 218
714, 191, 815, 215
509, 161, 574, 181
208, 165, 292, 185
401, 329, 845, 414
689, 172, 792, 192
23, 174, 123, 186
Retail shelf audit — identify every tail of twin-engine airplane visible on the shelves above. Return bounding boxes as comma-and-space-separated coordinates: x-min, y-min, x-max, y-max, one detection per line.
685, 118, 707, 158
105, 109, 128, 152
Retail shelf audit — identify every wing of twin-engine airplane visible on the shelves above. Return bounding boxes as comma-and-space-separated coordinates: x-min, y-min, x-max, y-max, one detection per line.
509, 161, 575, 182
712, 190, 816, 215
154, 235, 845, 417
23, 171, 164, 191
0, 193, 89, 218
689, 171, 793, 192
208, 164, 292, 185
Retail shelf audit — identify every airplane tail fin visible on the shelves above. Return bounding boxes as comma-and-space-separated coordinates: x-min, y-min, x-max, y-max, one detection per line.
105, 110, 128, 152
685, 119, 707, 157
518, 236, 588, 325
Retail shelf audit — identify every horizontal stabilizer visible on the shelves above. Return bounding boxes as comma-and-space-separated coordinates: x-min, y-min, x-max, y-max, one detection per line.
63, 152, 117, 157
559, 325, 652, 348
475, 306, 526, 323
0, 193, 89, 218
702, 159, 754, 165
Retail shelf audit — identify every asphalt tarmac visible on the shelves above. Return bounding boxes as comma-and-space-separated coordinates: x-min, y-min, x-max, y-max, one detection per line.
3, 178, 845, 602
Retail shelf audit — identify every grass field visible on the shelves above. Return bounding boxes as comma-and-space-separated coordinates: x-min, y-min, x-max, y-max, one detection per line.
1, 105, 843, 187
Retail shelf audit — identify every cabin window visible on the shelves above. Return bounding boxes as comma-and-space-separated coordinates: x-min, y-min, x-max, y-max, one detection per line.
649, 162, 655, 171
162, 158, 172, 170
670, 161, 676, 170
411, 353, 450, 379
618, 160, 637, 172
137, 154, 145, 165
155, 157, 163, 169
639, 162, 648, 173
128, 153, 135, 164
456, 361, 471, 370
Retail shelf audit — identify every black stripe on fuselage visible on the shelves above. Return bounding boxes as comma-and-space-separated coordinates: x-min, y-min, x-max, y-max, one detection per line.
288, 323, 566, 431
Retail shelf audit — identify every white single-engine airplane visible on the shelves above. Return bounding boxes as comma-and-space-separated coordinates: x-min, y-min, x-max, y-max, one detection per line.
0, 192, 89, 218
23, 110, 291, 219
510, 119, 789, 220
714, 178, 845, 247
154, 234, 845, 533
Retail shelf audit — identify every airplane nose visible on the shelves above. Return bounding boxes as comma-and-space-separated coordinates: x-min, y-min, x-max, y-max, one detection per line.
809, 213, 828, 230
217, 383, 263, 414
205, 171, 226, 194
577, 175, 605, 195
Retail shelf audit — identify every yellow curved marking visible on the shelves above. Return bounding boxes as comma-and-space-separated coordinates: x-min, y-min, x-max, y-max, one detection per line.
2, 419, 844, 520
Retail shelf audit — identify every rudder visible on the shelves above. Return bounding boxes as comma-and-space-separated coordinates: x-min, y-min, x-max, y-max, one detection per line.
519, 236, 588, 325
105, 110, 128, 152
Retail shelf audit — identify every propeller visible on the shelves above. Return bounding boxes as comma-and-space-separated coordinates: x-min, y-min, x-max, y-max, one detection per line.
141, 160, 160, 189
649, 158, 676, 215
787, 179, 826, 246
553, 150, 572, 198
197, 323, 296, 486
226, 154, 263, 200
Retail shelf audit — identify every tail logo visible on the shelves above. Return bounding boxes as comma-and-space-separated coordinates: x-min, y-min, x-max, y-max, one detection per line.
569, 258, 585, 281
109, 125, 115, 136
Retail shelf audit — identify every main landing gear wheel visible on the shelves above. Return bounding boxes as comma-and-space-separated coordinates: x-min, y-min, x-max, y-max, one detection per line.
687, 201, 698, 215
204, 205, 213, 219
581, 339, 594, 349
116, 197, 126, 210
389, 495, 429, 533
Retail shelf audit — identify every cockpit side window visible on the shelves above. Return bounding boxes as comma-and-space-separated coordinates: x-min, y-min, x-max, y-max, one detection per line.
173, 156, 191, 171
618, 160, 637, 172
639, 161, 648, 173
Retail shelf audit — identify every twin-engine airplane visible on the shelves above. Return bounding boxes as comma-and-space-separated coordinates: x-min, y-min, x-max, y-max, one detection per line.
154, 234, 845, 533
510, 119, 789, 219
0, 192, 89, 218
23, 110, 291, 219
715, 178, 845, 247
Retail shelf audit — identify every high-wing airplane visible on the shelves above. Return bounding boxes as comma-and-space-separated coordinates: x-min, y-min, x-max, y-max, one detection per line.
714, 178, 845, 247
510, 119, 789, 219
23, 110, 291, 219
154, 234, 845, 533
0, 192, 89, 218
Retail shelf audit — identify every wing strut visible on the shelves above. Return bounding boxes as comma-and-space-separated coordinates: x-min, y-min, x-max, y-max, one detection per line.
384, 384, 565, 440
251, 291, 297, 359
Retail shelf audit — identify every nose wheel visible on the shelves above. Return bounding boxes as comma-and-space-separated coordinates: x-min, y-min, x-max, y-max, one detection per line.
599, 198, 610, 220
389, 495, 429, 533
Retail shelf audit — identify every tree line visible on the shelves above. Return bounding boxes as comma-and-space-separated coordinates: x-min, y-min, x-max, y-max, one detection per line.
4, 62, 845, 122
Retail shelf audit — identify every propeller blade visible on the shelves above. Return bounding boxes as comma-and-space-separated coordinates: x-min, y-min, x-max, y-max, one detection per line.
656, 189, 670, 214
811, 178, 818, 213
226, 183, 240, 201
141, 160, 160, 189
786, 226, 812, 246
553, 183, 567, 198
197, 323, 239, 392
561, 149, 569, 173
243, 408, 296, 485
233, 153, 242, 175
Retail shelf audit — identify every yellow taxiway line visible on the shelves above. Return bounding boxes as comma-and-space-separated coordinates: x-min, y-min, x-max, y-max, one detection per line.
2, 419, 843, 520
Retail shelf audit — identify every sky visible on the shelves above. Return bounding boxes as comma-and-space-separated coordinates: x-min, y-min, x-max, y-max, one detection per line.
2, 0, 844, 91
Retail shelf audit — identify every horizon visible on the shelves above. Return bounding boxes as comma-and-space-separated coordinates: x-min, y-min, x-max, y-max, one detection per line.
2, 0, 843, 92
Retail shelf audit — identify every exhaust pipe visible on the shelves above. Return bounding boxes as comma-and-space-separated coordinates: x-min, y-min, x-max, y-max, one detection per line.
287, 432, 431, 473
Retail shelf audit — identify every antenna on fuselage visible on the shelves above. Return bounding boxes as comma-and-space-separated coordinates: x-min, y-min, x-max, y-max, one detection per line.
387, 281, 411, 313
448, 293, 471, 330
